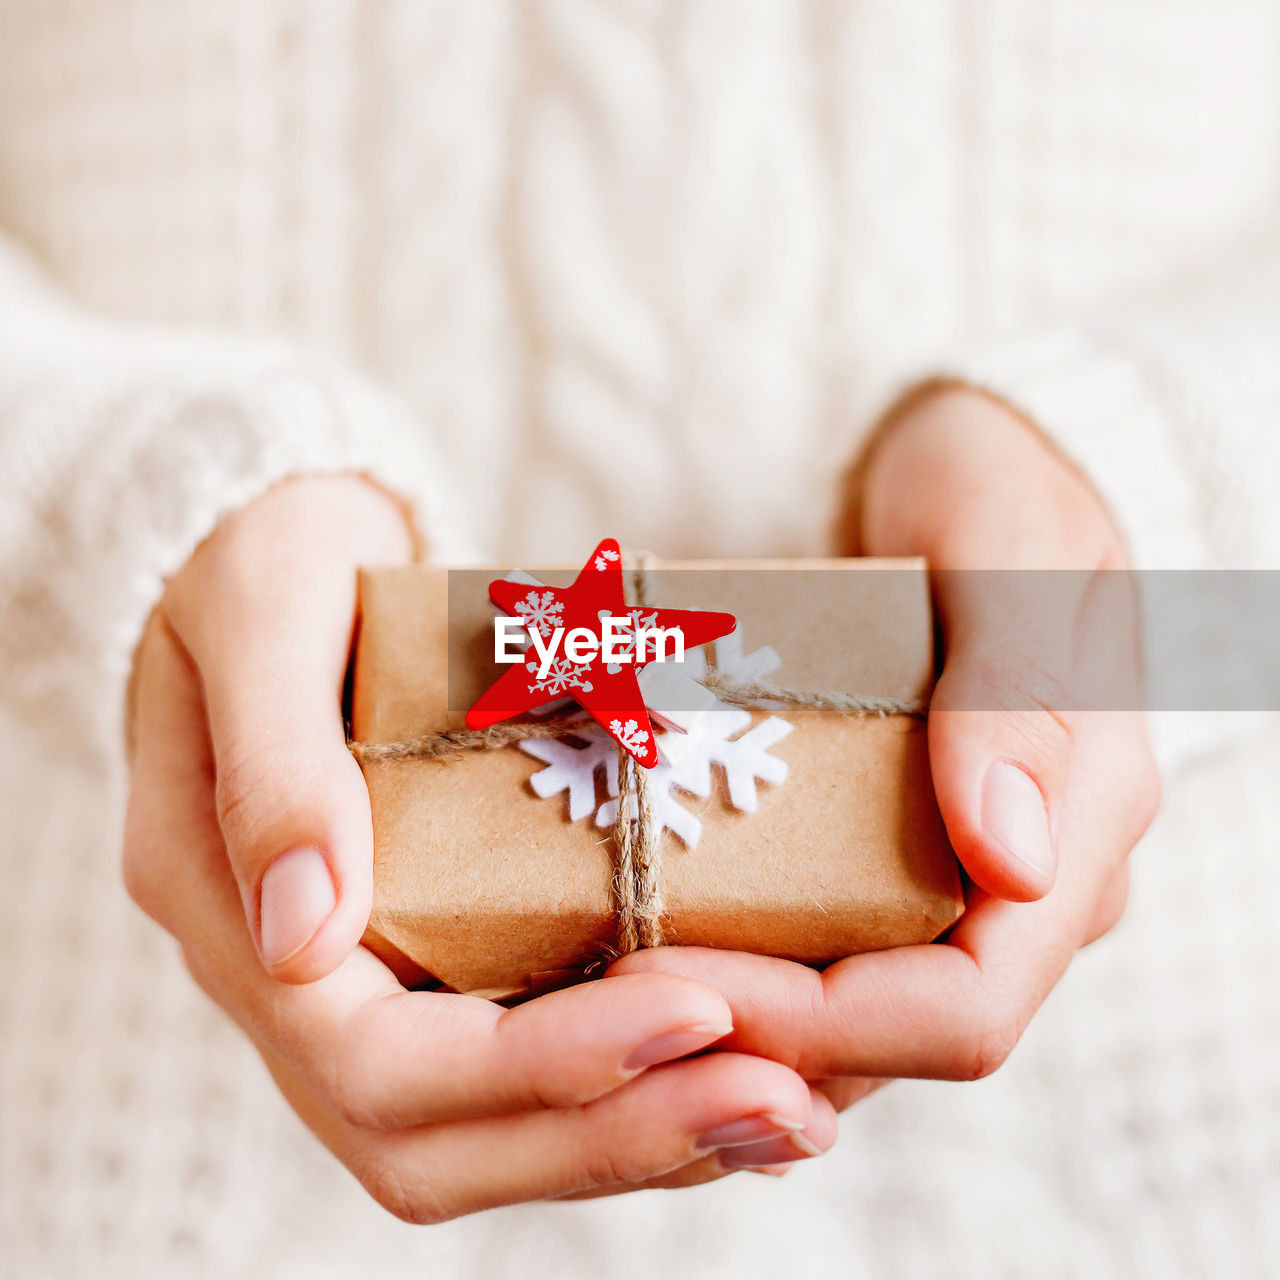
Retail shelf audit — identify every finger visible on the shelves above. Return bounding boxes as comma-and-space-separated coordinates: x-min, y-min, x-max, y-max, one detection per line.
615, 868, 1109, 1081
165, 476, 413, 981
270, 1051, 831, 1223
558, 1085, 840, 1198
613, 718, 1152, 1081
555, 1155, 739, 1197
298, 971, 743, 1128
126, 633, 745, 1126
613, 902, 1051, 1082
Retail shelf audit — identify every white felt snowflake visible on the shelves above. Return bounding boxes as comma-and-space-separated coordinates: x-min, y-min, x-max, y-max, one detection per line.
516, 631, 791, 846
596, 707, 791, 846
520, 733, 618, 821
660, 631, 778, 686
514, 589, 563, 638
710, 630, 781, 683
593, 547, 621, 571
526, 657, 594, 697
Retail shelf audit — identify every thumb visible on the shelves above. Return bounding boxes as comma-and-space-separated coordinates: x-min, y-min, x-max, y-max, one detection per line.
854, 386, 1139, 904
926, 572, 1078, 903
165, 476, 413, 981
202, 652, 374, 981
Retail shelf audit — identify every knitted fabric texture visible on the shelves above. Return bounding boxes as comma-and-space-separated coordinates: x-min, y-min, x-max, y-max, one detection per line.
2, 3, 1280, 1276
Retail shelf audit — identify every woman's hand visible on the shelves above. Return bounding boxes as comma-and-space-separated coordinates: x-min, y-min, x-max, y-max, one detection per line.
123, 476, 835, 1221
612, 387, 1161, 1094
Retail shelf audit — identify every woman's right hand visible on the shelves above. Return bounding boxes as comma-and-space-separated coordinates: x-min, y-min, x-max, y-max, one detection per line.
122, 475, 834, 1222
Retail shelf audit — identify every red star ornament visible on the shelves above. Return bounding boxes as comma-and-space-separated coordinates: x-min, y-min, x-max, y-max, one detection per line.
465, 538, 737, 768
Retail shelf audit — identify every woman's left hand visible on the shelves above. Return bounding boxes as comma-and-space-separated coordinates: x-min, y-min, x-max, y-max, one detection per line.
611, 386, 1161, 1102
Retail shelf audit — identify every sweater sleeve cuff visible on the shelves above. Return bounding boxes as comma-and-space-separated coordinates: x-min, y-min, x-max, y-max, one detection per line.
0, 334, 479, 766
935, 326, 1209, 572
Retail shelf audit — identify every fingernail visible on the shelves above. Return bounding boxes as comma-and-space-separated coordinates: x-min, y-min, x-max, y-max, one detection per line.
623, 1023, 732, 1071
982, 761, 1055, 880
259, 847, 336, 969
695, 1113, 804, 1150
717, 1130, 825, 1169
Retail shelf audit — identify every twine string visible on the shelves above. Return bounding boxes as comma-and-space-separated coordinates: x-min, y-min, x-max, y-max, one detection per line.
350, 715, 589, 766
349, 557, 924, 958
699, 670, 928, 717
611, 555, 664, 949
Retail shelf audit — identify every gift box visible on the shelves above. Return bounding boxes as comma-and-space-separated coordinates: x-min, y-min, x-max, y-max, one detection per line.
351, 556, 964, 1000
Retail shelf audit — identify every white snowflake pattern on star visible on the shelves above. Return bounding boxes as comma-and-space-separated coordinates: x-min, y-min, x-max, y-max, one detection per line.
601, 608, 661, 662
609, 718, 651, 757
514, 589, 564, 638
526, 657, 594, 697
593, 548, 621, 571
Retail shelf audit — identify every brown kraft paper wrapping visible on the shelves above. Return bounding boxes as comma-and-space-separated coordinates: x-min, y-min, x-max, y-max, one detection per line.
352, 557, 964, 999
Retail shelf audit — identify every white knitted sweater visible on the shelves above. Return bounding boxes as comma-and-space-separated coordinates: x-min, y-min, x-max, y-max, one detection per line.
1, 3, 1278, 1277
